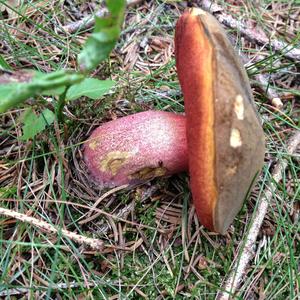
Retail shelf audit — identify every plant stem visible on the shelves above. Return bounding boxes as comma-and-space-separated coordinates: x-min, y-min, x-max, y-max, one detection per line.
56, 86, 69, 123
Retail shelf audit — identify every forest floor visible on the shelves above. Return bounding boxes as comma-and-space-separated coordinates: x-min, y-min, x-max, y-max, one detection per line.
0, 0, 299, 299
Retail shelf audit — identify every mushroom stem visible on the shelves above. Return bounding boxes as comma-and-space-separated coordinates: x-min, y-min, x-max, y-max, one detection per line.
84, 111, 188, 187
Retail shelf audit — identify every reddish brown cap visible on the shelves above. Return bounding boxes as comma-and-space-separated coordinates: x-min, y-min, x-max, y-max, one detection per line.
175, 8, 265, 233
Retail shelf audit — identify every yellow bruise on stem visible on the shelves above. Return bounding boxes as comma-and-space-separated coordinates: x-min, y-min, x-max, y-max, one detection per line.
99, 151, 132, 175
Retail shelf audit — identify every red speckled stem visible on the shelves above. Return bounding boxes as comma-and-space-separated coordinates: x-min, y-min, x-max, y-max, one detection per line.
84, 111, 188, 187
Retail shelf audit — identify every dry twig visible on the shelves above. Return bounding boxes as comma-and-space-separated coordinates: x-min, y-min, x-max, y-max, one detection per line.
0, 281, 98, 297
58, 0, 144, 34
235, 51, 283, 106
216, 130, 300, 300
0, 70, 33, 83
253, 73, 282, 108
0, 207, 104, 250
201, 0, 300, 61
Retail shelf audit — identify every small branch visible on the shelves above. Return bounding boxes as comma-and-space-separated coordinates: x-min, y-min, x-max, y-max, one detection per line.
216, 130, 300, 300
201, 0, 300, 61
59, 0, 145, 34
0, 70, 33, 84
0, 281, 97, 297
0, 207, 103, 250
236, 51, 283, 106
244, 54, 282, 107
253, 73, 283, 109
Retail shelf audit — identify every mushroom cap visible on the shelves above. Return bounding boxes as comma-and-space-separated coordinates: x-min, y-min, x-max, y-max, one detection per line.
175, 8, 265, 233
84, 111, 188, 187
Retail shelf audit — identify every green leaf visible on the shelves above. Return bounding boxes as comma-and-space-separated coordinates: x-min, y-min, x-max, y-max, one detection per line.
20, 108, 55, 140
41, 86, 66, 96
78, 0, 125, 72
77, 35, 117, 71
0, 70, 84, 113
0, 54, 11, 70
92, 27, 120, 43
66, 78, 115, 101
106, 0, 126, 18
0, 83, 16, 99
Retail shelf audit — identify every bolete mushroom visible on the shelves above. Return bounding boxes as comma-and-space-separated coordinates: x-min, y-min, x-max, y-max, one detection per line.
83, 8, 265, 233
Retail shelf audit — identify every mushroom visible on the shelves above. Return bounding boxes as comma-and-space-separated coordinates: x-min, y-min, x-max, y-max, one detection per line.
83, 8, 265, 233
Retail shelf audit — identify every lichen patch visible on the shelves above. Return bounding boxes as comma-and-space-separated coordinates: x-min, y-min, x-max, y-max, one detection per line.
230, 128, 242, 148
100, 151, 132, 175
234, 94, 244, 120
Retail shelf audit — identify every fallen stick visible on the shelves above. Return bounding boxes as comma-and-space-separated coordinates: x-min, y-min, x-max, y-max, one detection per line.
216, 130, 300, 300
236, 51, 283, 107
0, 70, 33, 84
58, 0, 144, 34
0, 281, 97, 297
253, 73, 283, 109
201, 0, 300, 61
0, 207, 104, 250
